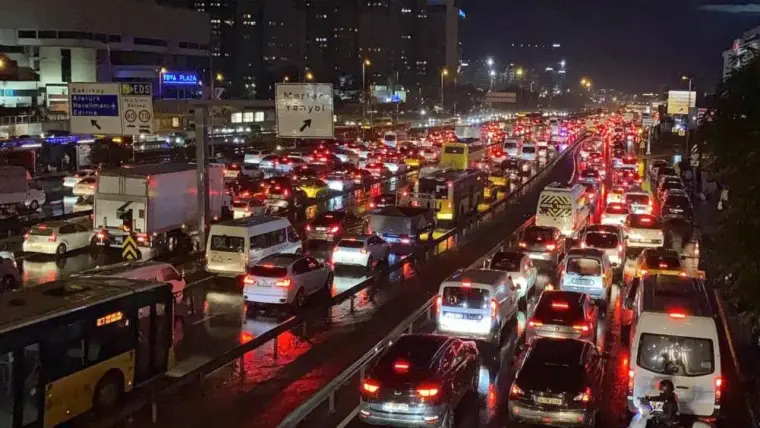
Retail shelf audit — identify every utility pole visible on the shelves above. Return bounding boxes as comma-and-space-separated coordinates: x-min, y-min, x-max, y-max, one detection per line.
682, 75, 693, 156
193, 106, 209, 251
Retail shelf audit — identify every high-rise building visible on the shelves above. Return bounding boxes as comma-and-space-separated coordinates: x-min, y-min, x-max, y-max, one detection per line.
722, 25, 759, 80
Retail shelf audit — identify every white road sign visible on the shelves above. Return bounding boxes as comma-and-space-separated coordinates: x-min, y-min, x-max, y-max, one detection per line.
275, 83, 334, 139
69, 82, 154, 135
120, 83, 154, 135
69, 83, 123, 135
667, 90, 696, 115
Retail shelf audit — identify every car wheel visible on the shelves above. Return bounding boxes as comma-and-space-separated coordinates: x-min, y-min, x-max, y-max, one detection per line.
56, 243, 67, 257
292, 288, 306, 310
0, 275, 16, 293
29, 200, 39, 211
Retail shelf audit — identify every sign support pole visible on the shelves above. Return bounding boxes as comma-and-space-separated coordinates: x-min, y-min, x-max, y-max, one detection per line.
646, 125, 652, 155
194, 106, 209, 251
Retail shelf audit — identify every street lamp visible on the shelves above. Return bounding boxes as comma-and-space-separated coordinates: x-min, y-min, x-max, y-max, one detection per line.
158, 67, 167, 99
515, 68, 524, 77
440, 68, 448, 108
489, 69, 496, 91
305, 71, 314, 81
487, 57, 494, 67
362, 58, 371, 124
215, 73, 223, 82
283, 75, 290, 82
0, 58, 5, 69
580, 78, 588, 86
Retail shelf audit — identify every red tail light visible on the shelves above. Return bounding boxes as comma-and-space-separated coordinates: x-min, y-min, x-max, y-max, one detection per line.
330, 226, 340, 233
510, 383, 525, 398
545, 243, 556, 251
573, 387, 592, 402
640, 269, 648, 276
243, 275, 255, 285
580, 241, 587, 249
679, 271, 688, 277
573, 323, 591, 333
48, 234, 57, 242
528, 319, 543, 328
275, 279, 291, 288
668, 311, 687, 319
518, 241, 527, 248
618, 244, 623, 252
393, 360, 410, 373
362, 380, 380, 395
416, 385, 440, 398
23, 233, 29, 240
715, 377, 723, 402
306, 225, 312, 231
436, 296, 442, 307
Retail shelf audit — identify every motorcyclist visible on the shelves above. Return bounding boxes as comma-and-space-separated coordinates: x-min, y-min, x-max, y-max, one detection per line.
648, 379, 679, 425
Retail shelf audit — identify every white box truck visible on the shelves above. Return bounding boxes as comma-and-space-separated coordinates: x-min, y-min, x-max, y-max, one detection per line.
0, 166, 46, 210
92, 162, 225, 259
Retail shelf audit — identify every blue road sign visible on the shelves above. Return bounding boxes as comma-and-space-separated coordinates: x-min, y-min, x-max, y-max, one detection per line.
71, 95, 119, 117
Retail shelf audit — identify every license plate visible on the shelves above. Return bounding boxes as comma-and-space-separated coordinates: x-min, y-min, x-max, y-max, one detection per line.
536, 396, 563, 405
650, 401, 664, 412
256, 281, 270, 287
445, 312, 463, 319
383, 402, 409, 412
316, 227, 326, 231
572, 278, 592, 285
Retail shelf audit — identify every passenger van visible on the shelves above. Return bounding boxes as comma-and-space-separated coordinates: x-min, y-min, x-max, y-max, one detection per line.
624, 274, 721, 418
558, 248, 613, 304
504, 138, 522, 158
436, 269, 518, 346
205, 216, 302, 277
520, 142, 537, 162
536, 183, 590, 237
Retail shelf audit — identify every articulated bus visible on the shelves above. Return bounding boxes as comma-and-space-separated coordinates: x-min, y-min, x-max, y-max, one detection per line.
400, 168, 487, 223
439, 140, 488, 170
0, 278, 175, 427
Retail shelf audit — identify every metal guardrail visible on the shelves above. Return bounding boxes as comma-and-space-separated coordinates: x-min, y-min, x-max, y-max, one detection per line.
275, 135, 585, 428
96, 135, 584, 427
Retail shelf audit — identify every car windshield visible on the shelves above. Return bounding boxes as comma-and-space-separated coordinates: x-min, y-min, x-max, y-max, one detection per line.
441, 286, 490, 309
637, 333, 714, 376
337, 240, 365, 249
375, 335, 445, 376
313, 212, 345, 226
249, 265, 288, 277
585, 233, 619, 249
645, 253, 681, 269
505, 142, 518, 149
665, 197, 691, 210
566, 257, 602, 276
490, 253, 522, 271
524, 228, 554, 242
626, 194, 649, 205
210, 235, 245, 253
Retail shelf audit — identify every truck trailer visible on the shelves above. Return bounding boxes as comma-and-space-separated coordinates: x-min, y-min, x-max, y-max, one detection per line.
92, 162, 225, 259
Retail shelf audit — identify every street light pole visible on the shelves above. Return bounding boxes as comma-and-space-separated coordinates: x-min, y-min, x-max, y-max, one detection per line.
440, 68, 448, 110
684, 76, 693, 157
361, 59, 370, 125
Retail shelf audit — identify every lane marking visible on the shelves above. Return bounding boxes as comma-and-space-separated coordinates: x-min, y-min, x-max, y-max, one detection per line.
335, 406, 360, 428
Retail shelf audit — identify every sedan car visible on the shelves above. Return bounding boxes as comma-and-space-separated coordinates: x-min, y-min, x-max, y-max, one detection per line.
526, 290, 599, 344
305, 211, 366, 241
359, 334, 479, 428
22, 221, 92, 256
518, 225, 565, 266
489, 250, 537, 303
243, 254, 333, 313
627, 248, 684, 283
332, 235, 390, 269
231, 197, 267, 219
600, 202, 629, 226
509, 338, 604, 427
624, 214, 664, 250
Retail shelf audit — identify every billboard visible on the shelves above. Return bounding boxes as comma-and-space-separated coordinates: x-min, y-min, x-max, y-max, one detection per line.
370, 85, 407, 103
485, 92, 517, 104
667, 90, 696, 115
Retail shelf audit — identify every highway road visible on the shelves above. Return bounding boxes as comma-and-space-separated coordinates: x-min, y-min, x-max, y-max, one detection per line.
79, 147, 566, 428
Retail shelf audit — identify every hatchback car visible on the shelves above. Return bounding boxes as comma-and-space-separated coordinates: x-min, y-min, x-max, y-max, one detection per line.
518, 225, 565, 266
359, 334, 479, 428
305, 211, 366, 242
509, 338, 605, 427
624, 191, 652, 215
23, 221, 92, 256
600, 202, 629, 226
559, 248, 613, 305
243, 254, 333, 313
526, 291, 599, 344
580, 229, 625, 268
660, 195, 693, 221
332, 235, 390, 269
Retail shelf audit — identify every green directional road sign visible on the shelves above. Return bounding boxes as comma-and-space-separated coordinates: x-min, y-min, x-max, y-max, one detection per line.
122, 234, 139, 260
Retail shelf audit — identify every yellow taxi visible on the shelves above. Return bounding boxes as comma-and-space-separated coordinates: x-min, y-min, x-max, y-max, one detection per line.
299, 178, 330, 199
404, 155, 424, 167
624, 248, 685, 285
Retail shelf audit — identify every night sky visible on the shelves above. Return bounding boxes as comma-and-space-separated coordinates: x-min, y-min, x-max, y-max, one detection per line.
461, 0, 760, 92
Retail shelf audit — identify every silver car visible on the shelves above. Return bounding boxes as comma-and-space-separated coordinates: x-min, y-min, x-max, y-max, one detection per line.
526, 290, 599, 344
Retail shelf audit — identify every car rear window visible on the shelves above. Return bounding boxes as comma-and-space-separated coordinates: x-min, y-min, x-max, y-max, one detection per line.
249, 265, 288, 277
524, 228, 554, 242
628, 215, 661, 229
441, 286, 490, 309
232, 201, 250, 208
490, 253, 522, 271
534, 295, 585, 325
375, 335, 446, 375
337, 240, 365, 249
645, 254, 681, 269
210, 235, 245, 253
585, 232, 618, 249
637, 333, 714, 376
29, 227, 55, 236
313, 212, 346, 226
626, 194, 649, 205
566, 257, 602, 276
522, 146, 536, 154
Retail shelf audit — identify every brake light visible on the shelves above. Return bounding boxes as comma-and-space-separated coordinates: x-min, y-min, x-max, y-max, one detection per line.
462, 280, 472, 287
362, 380, 380, 394
490, 299, 498, 319
715, 377, 723, 402
417, 385, 440, 398
510, 383, 525, 398
668, 311, 687, 319
545, 243, 556, 251
23, 233, 29, 240
274, 279, 292, 288
528, 319, 543, 328
679, 271, 688, 277
330, 226, 340, 233
436, 296, 442, 307
136, 234, 148, 243
618, 244, 623, 252
360, 248, 369, 254
243, 275, 255, 285
573, 387, 592, 402
518, 241, 527, 248
573, 323, 591, 333
580, 241, 587, 249
393, 360, 410, 373
640, 269, 648, 276
48, 233, 57, 242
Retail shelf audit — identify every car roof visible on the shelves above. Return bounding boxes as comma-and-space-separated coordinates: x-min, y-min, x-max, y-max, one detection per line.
566, 248, 605, 258
639, 274, 713, 317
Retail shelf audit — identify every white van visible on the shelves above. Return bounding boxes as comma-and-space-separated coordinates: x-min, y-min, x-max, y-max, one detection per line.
536, 183, 590, 237
436, 269, 519, 346
625, 274, 721, 418
76, 260, 186, 301
520, 143, 537, 162
205, 216, 302, 277
504, 138, 522, 158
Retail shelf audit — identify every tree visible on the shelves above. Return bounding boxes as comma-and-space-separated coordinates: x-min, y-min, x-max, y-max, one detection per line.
699, 54, 760, 317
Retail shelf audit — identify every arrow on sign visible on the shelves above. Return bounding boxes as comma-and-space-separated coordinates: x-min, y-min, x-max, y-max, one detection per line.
91, 120, 102, 130
299, 119, 312, 133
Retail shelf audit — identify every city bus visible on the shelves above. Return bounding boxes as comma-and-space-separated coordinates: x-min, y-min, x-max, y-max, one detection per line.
0, 278, 175, 427
439, 140, 488, 170
400, 168, 487, 223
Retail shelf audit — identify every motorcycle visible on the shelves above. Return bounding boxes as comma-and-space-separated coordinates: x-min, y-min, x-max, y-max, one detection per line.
628, 397, 713, 428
